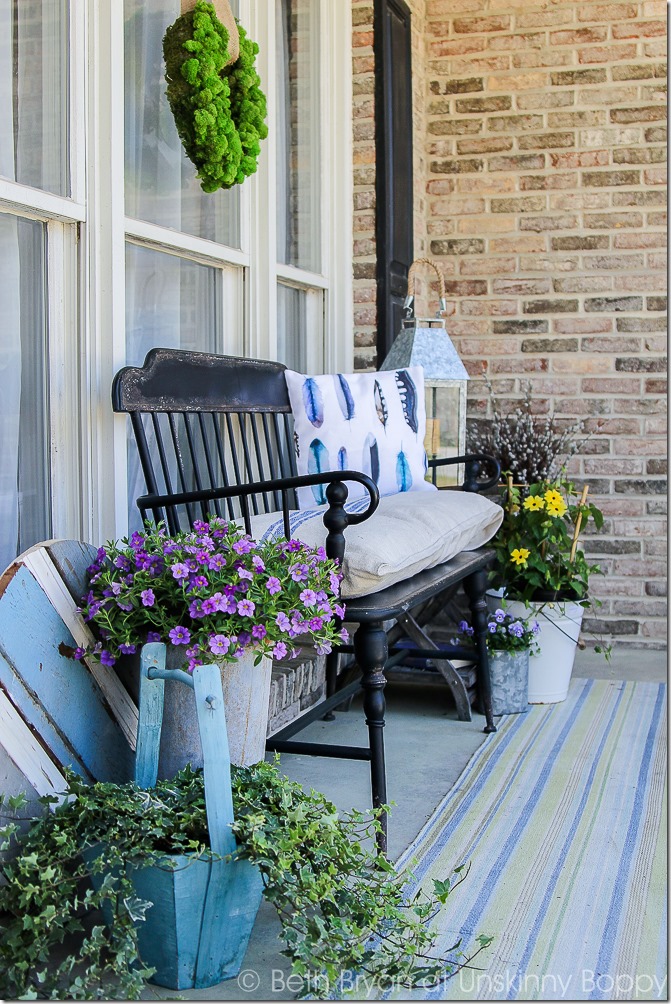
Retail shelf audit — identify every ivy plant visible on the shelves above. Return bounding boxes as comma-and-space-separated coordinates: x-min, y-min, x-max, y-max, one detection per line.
163, 1, 268, 192
0, 762, 492, 1000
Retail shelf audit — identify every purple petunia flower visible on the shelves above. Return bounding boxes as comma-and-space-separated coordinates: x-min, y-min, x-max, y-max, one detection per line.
209, 634, 231, 656
309, 616, 324, 632
251, 624, 267, 640
339, 627, 350, 643
207, 553, 227, 571
100, 650, 116, 666
334, 603, 346, 620
290, 564, 309, 583
238, 568, 254, 581
74, 647, 86, 660
119, 643, 137, 655
171, 563, 190, 581
169, 626, 191, 645
141, 588, 155, 607
265, 576, 281, 595
252, 556, 265, 572
232, 539, 254, 555
276, 612, 291, 632
315, 641, 332, 656
272, 642, 288, 660
329, 571, 341, 594
299, 589, 317, 607
237, 598, 256, 616
146, 631, 161, 643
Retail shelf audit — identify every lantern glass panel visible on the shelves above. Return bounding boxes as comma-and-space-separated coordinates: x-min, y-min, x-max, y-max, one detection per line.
424, 383, 463, 487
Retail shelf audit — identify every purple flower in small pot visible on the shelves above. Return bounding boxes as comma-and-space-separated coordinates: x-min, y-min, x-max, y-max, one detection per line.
494, 608, 506, 623
170, 563, 190, 581
488, 622, 498, 633
508, 621, 525, 638
237, 598, 256, 617
169, 626, 191, 645
209, 634, 231, 656
141, 588, 155, 607
265, 576, 282, 595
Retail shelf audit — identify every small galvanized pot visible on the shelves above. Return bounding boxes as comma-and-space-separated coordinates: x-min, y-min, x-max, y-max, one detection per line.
488, 649, 529, 715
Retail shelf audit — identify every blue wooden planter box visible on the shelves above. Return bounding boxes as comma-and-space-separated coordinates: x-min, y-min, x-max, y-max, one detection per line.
88, 645, 263, 991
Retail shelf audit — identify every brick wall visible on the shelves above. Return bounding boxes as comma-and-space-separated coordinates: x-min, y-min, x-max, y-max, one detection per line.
421, 0, 667, 647
352, 0, 667, 648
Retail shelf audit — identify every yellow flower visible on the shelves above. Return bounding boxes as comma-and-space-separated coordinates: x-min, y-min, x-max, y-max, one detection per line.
510, 547, 530, 566
546, 499, 568, 518
544, 489, 564, 506
523, 495, 545, 511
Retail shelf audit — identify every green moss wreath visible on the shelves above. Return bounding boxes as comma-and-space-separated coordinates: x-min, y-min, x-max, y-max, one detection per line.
163, 1, 268, 193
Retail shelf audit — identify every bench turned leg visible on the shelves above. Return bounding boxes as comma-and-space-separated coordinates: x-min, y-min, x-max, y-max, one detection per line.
353, 620, 388, 854
464, 569, 497, 735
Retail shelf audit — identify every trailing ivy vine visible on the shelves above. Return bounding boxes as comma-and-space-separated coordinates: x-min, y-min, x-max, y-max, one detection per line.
0, 762, 491, 1000
163, 1, 268, 192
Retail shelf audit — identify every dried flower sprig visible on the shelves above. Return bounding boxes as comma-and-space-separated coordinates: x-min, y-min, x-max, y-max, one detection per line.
467, 381, 591, 485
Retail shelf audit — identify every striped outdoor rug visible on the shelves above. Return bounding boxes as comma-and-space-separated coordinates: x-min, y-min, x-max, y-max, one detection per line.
381, 678, 667, 1002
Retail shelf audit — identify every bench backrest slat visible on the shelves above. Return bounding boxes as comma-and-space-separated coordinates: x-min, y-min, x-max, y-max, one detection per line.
113, 349, 300, 532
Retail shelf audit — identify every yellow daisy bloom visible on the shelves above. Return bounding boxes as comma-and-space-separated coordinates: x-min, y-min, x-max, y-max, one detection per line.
544, 489, 564, 506
546, 500, 568, 518
510, 547, 531, 566
523, 495, 545, 511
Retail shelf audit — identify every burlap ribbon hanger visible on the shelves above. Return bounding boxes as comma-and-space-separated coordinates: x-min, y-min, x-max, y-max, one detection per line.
180, 0, 239, 65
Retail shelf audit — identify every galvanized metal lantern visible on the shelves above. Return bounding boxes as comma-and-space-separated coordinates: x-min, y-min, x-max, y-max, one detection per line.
379, 258, 469, 487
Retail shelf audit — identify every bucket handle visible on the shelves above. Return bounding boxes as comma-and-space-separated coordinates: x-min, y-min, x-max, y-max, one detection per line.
404, 258, 447, 318
135, 642, 236, 858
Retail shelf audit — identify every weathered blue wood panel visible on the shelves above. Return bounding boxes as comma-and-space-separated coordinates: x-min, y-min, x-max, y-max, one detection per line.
0, 565, 133, 782
0, 649, 90, 781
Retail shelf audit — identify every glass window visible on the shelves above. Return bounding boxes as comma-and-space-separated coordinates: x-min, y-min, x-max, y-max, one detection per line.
124, 0, 240, 247
0, 0, 69, 196
125, 243, 225, 527
0, 214, 51, 571
276, 0, 321, 272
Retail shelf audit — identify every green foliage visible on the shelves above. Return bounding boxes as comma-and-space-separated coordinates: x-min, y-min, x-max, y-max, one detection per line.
0, 763, 491, 1000
163, 1, 268, 192
490, 475, 604, 605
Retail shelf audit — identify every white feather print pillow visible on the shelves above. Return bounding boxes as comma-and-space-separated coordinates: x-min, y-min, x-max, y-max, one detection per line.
284, 367, 436, 509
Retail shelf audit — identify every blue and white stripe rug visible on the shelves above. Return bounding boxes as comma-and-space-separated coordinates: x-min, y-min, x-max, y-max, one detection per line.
378, 678, 667, 1001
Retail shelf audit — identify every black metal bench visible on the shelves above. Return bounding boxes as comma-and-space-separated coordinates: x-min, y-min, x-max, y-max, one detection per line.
112, 348, 500, 852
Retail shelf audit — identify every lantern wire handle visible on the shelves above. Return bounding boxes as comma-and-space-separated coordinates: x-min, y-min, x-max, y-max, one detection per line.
404, 258, 447, 318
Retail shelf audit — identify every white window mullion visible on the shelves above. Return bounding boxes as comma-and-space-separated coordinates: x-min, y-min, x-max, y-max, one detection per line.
322, 0, 353, 373
86, 0, 127, 544
246, 0, 278, 362
48, 222, 82, 541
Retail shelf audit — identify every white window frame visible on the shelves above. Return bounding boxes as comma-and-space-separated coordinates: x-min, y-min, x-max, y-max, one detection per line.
1, 0, 353, 560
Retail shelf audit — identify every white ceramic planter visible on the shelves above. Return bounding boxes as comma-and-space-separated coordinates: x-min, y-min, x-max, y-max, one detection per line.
157, 647, 273, 774
486, 591, 584, 705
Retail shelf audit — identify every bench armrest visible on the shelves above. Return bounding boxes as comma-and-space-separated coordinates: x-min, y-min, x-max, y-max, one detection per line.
427, 453, 501, 493
136, 470, 380, 566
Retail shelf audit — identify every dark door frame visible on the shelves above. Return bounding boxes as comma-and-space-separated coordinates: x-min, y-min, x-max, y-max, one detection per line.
373, 0, 414, 365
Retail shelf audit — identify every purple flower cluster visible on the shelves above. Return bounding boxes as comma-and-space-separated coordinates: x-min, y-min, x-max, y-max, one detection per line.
456, 608, 540, 654
76, 516, 345, 672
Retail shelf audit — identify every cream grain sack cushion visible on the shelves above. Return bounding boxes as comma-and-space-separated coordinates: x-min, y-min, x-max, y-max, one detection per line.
284, 367, 436, 509
248, 491, 503, 599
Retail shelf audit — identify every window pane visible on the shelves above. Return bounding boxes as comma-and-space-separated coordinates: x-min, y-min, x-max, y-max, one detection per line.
277, 283, 308, 372
0, 214, 51, 572
0, 0, 69, 196
276, 0, 321, 272
125, 244, 223, 528
124, 0, 240, 247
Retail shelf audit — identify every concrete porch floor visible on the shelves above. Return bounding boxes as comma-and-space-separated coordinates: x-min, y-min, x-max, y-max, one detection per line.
169, 646, 666, 1002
